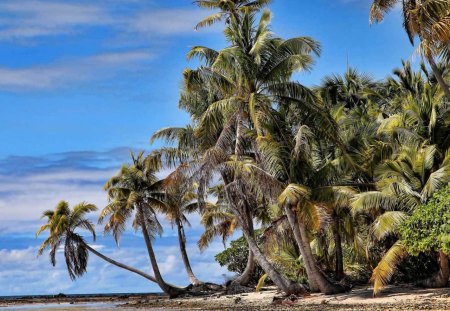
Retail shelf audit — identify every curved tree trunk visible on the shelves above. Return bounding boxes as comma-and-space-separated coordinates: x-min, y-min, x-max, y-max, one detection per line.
138, 207, 185, 298
241, 223, 306, 295
227, 193, 306, 295
84, 243, 157, 283
233, 248, 255, 286
227, 112, 305, 295
427, 56, 450, 100
176, 220, 203, 286
332, 215, 344, 280
284, 205, 320, 292
298, 219, 346, 295
232, 212, 256, 286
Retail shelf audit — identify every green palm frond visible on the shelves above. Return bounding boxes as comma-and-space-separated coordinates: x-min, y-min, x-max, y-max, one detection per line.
351, 191, 398, 215
370, 211, 408, 240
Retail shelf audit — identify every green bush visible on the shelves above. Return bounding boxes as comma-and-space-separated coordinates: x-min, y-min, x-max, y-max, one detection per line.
400, 185, 450, 255
215, 235, 264, 284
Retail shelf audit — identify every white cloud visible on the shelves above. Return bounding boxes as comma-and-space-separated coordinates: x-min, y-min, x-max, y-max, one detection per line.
0, 149, 234, 295
0, 1, 111, 39
0, 50, 153, 90
0, 168, 114, 223
0, 1, 215, 40
128, 9, 212, 36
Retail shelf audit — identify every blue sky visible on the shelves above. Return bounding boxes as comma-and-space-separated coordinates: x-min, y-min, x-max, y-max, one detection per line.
0, 0, 415, 296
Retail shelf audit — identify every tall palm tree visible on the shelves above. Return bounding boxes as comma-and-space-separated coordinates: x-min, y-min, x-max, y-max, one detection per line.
100, 151, 185, 297
183, 8, 332, 294
370, 0, 450, 99
159, 169, 205, 286
37, 201, 157, 283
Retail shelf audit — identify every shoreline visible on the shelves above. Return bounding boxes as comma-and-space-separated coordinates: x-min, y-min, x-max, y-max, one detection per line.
1, 285, 448, 310
0, 293, 166, 308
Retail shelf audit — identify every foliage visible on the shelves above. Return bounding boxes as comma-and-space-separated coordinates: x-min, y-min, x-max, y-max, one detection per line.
36, 201, 97, 280
215, 235, 264, 284
37, 0, 450, 297
400, 185, 450, 255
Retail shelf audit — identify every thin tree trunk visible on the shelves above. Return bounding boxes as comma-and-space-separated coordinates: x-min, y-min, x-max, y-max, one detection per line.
284, 205, 320, 292
428, 56, 450, 100
332, 216, 344, 280
84, 243, 157, 283
176, 220, 203, 286
298, 221, 346, 294
138, 207, 184, 298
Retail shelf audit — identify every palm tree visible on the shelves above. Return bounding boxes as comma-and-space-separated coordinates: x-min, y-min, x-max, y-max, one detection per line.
150, 6, 328, 295
37, 201, 158, 283
380, 61, 450, 150
198, 184, 260, 286
194, 0, 272, 29
319, 67, 380, 110
100, 151, 185, 298
159, 169, 205, 286
352, 139, 450, 295
370, 0, 450, 99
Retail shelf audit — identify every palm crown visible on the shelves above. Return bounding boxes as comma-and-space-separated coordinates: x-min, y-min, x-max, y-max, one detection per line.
37, 201, 97, 280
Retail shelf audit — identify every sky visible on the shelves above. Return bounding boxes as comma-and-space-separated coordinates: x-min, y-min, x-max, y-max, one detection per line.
0, 0, 415, 296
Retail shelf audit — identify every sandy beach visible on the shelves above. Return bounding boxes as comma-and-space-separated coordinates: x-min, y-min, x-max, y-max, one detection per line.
2, 285, 448, 311
124, 285, 450, 310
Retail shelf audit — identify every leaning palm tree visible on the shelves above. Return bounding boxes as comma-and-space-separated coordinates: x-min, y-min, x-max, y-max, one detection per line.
100, 151, 185, 297
370, 0, 450, 99
159, 169, 205, 286
37, 201, 158, 283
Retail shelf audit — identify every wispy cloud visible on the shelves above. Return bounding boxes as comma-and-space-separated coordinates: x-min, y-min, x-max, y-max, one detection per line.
0, 147, 232, 295
0, 148, 130, 225
0, 1, 213, 41
0, 1, 217, 90
0, 50, 153, 90
127, 9, 212, 36
0, 1, 111, 39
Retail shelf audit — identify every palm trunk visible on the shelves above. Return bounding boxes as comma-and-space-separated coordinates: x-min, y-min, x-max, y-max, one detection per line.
233, 248, 255, 286
332, 216, 344, 280
241, 222, 306, 295
298, 221, 346, 294
84, 243, 157, 283
434, 251, 449, 287
228, 112, 305, 294
227, 192, 306, 295
427, 56, 450, 100
138, 207, 184, 298
284, 205, 320, 292
176, 220, 203, 286
422, 251, 449, 288
232, 213, 256, 286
